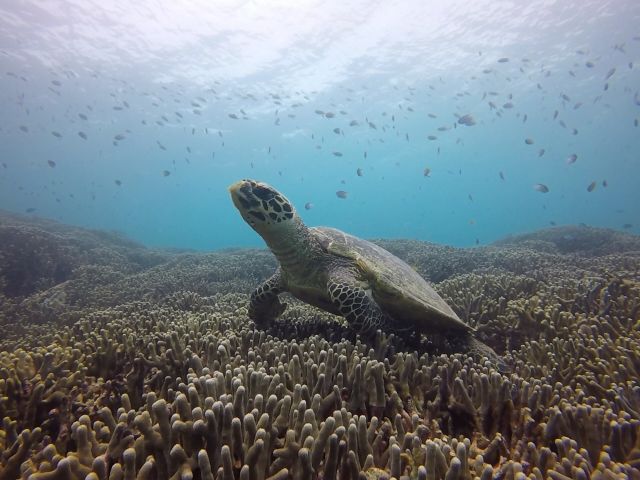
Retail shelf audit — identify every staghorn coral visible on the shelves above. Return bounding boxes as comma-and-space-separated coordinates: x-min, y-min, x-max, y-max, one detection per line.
1, 212, 640, 479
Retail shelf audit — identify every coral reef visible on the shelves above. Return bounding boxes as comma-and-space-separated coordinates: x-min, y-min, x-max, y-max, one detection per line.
1, 212, 639, 479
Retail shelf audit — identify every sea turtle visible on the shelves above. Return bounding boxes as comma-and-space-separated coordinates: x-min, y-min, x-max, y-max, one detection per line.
229, 179, 502, 364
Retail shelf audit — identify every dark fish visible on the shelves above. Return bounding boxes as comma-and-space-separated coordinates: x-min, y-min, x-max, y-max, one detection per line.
428, 113, 437, 118
356, 168, 363, 177
157, 141, 166, 150
423, 167, 431, 177
304, 202, 313, 210
503, 102, 514, 109
114, 134, 125, 141
468, 194, 473, 201
602, 180, 608, 187
585, 61, 595, 68
623, 223, 632, 229
499, 171, 505, 181
566, 154, 578, 164
336, 190, 348, 199
26, 207, 36, 213
497, 57, 509, 63
553, 110, 559, 120
228, 113, 239, 119
368, 121, 377, 129
332, 152, 343, 157
605, 68, 616, 80
47, 160, 56, 168
51, 79, 61, 86
314, 110, 324, 115
457, 114, 476, 126
333, 128, 342, 134
587, 181, 597, 192
538, 149, 545, 157
364, 151, 367, 159
19, 125, 28, 133
325, 112, 335, 118
114, 179, 122, 186
51, 131, 62, 138
349, 120, 359, 126
162, 170, 171, 177
427, 135, 437, 140
78, 131, 87, 140
524, 138, 534, 145
533, 183, 549, 193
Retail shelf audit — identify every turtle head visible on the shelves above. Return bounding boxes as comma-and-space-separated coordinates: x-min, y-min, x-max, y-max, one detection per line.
229, 179, 300, 238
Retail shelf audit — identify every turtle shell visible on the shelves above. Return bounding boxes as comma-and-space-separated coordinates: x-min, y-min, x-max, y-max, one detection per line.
312, 227, 471, 333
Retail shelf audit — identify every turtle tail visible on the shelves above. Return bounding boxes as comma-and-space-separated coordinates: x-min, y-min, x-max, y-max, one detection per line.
466, 336, 510, 373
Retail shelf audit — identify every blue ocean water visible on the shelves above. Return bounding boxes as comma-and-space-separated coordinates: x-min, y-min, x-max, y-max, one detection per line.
0, 0, 638, 250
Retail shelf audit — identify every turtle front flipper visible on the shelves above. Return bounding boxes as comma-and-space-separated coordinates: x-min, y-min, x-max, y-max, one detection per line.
327, 270, 397, 338
249, 269, 287, 328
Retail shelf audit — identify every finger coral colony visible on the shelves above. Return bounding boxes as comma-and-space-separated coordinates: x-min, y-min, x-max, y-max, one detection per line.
1, 211, 639, 479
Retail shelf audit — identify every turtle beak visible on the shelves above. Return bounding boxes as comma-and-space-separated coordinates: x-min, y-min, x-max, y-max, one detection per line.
229, 179, 259, 212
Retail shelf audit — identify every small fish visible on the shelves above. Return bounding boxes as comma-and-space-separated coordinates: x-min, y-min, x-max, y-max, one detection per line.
587, 181, 597, 192
51, 131, 62, 138
364, 151, 367, 159
427, 135, 437, 141
602, 180, 608, 187
157, 141, 166, 150
457, 114, 476, 126
499, 171, 505, 181
553, 110, 559, 120
525, 138, 534, 145
332, 152, 343, 157
314, 110, 324, 115
162, 170, 171, 177
333, 128, 342, 135
585, 61, 595, 68
114, 134, 125, 141
468, 194, 473, 201
228, 113, 239, 119
503, 102, 514, 109
114, 179, 122, 186
533, 183, 549, 193
623, 223, 632, 229
356, 168, 363, 177
336, 190, 348, 199
497, 57, 509, 63
423, 168, 431, 177
605, 68, 616, 80
78, 131, 87, 140
538, 149, 545, 157
566, 154, 578, 164
47, 160, 56, 168
368, 121, 376, 129
349, 120, 359, 126
325, 112, 335, 118
304, 202, 313, 210
19, 125, 28, 133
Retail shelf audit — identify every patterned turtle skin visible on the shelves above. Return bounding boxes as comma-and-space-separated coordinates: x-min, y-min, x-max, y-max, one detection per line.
229, 179, 503, 365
